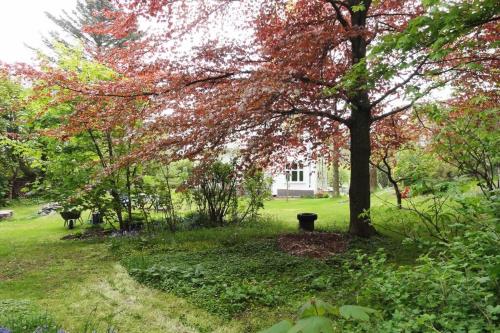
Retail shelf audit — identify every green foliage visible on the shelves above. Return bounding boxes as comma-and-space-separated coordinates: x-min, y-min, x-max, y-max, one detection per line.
123, 239, 346, 318
242, 169, 272, 221
338, 305, 378, 322
374, 181, 498, 243
370, 0, 498, 100
394, 147, 455, 195
42, 137, 96, 208
0, 76, 44, 205
0, 299, 58, 333
348, 227, 500, 332
426, 102, 499, 198
260, 320, 293, 333
260, 299, 379, 333
376, 0, 499, 57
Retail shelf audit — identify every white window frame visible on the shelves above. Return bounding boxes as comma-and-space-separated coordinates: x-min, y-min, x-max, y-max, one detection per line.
285, 162, 305, 183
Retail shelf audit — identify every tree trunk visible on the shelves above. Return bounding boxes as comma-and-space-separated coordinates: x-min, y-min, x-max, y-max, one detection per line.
126, 165, 133, 227
110, 189, 125, 230
332, 153, 340, 197
386, 173, 402, 209
395, 185, 402, 209
348, 110, 377, 237
346, 3, 377, 237
8, 168, 18, 200
370, 166, 378, 192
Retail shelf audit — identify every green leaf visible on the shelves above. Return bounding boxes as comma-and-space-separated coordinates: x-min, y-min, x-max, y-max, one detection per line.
258, 320, 293, 333
298, 299, 338, 319
339, 305, 378, 322
289, 317, 334, 333
351, 4, 365, 12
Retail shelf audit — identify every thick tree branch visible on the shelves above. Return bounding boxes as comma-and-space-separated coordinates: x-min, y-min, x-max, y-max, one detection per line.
371, 102, 414, 122
273, 107, 349, 125
57, 71, 239, 98
326, 0, 351, 30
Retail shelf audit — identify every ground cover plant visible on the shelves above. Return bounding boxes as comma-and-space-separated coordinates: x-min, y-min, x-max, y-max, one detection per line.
0, 299, 57, 333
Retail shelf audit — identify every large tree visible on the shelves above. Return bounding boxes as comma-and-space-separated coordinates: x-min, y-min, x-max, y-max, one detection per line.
20, 0, 499, 236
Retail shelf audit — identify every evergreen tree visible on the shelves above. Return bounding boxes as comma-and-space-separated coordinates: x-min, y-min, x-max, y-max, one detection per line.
44, 0, 139, 51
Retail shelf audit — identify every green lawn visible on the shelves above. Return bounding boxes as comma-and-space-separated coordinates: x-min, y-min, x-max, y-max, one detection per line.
0, 202, 242, 332
263, 190, 395, 231
0, 192, 406, 332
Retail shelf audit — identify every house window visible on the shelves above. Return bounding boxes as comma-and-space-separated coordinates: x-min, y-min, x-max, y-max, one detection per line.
286, 162, 304, 182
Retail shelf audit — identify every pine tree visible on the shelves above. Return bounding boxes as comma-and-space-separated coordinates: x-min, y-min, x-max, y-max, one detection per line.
44, 0, 138, 51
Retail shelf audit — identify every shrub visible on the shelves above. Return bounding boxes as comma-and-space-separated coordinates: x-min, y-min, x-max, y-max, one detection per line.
241, 169, 272, 221
374, 180, 498, 243
189, 161, 239, 226
345, 228, 500, 332
179, 211, 212, 229
395, 148, 455, 195
427, 101, 499, 199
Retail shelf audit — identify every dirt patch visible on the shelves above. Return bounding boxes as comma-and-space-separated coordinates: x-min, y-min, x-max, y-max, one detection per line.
277, 232, 349, 259
61, 227, 114, 240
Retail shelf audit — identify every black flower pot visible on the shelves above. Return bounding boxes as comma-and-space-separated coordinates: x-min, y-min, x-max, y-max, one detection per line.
297, 213, 317, 232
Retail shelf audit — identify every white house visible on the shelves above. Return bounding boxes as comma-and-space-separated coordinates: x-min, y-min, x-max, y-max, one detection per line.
221, 144, 331, 197
269, 159, 329, 197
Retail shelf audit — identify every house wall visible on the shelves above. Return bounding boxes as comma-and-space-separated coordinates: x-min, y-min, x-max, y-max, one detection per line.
270, 163, 319, 197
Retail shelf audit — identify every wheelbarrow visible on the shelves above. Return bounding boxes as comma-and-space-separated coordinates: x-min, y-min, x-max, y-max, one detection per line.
60, 210, 82, 229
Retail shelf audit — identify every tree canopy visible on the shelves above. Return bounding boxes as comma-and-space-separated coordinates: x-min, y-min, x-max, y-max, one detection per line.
12, 0, 499, 236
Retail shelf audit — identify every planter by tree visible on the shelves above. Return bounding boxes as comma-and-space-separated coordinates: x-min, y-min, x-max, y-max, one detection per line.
298, 213, 318, 232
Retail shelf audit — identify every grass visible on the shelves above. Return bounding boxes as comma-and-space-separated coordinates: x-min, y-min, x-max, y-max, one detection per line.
0, 191, 413, 332
263, 190, 395, 231
0, 202, 244, 332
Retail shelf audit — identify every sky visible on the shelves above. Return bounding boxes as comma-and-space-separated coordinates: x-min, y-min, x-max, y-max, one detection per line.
0, 0, 77, 64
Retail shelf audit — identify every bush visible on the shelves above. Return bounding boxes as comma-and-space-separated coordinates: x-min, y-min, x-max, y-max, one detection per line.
345, 228, 500, 332
189, 161, 239, 226
242, 169, 272, 221
373, 179, 498, 243
179, 211, 212, 230
427, 101, 499, 199
395, 148, 455, 195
